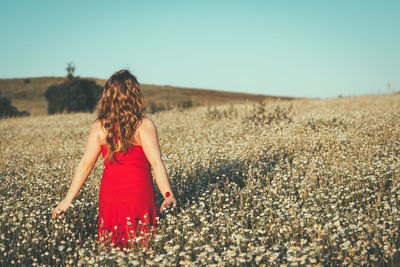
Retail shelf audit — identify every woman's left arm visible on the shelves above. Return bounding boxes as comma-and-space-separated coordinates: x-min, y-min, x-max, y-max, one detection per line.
139, 118, 177, 212
52, 122, 102, 220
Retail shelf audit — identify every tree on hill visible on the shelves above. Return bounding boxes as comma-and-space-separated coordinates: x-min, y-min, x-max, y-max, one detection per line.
66, 62, 75, 80
0, 92, 30, 119
45, 63, 102, 114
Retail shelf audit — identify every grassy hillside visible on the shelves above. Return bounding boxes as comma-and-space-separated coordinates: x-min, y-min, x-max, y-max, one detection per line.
0, 94, 399, 265
0, 77, 295, 116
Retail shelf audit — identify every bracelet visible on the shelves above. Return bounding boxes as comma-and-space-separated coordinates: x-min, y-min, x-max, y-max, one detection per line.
165, 192, 171, 198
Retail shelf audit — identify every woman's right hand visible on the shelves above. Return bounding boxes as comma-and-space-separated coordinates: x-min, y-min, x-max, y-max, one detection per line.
160, 195, 177, 213
52, 198, 73, 220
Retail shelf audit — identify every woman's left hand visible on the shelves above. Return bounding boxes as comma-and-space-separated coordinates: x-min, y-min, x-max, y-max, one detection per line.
160, 196, 177, 213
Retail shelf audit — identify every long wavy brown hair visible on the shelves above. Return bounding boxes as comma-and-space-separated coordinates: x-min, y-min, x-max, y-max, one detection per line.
96, 69, 145, 163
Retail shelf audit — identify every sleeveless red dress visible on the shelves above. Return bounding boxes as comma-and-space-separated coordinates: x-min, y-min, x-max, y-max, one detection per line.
96, 141, 157, 251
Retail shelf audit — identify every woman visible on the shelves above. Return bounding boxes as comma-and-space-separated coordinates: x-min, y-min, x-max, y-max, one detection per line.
51, 69, 177, 251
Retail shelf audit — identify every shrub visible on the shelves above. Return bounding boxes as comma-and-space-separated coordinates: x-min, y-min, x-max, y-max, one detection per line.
305, 117, 347, 132
45, 78, 102, 114
177, 99, 193, 109
146, 101, 172, 114
0, 96, 30, 119
205, 104, 238, 120
245, 102, 294, 126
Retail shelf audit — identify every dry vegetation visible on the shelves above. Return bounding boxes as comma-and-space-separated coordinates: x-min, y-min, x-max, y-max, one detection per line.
0, 77, 291, 116
0, 94, 399, 266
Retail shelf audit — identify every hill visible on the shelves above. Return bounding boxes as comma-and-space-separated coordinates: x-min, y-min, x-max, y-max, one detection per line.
0, 77, 295, 116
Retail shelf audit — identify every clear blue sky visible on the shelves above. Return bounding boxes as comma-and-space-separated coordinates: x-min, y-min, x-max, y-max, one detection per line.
0, 1, 399, 98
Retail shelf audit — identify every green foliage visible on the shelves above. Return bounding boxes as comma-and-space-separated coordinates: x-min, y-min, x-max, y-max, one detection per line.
0, 95, 30, 119
44, 78, 102, 114
23, 79, 31, 84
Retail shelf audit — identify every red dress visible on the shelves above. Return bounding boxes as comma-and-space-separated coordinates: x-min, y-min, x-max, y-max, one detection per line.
96, 143, 157, 251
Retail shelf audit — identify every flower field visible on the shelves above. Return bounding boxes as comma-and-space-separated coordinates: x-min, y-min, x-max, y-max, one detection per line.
0, 94, 399, 266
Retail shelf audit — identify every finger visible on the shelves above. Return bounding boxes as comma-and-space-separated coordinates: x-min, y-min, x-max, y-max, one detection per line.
173, 200, 177, 208
53, 205, 60, 217
52, 207, 63, 220
161, 202, 168, 212
160, 205, 165, 213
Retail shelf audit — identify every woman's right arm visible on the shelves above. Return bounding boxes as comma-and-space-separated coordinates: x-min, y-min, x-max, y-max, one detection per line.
138, 117, 177, 212
52, 122, 102, 220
